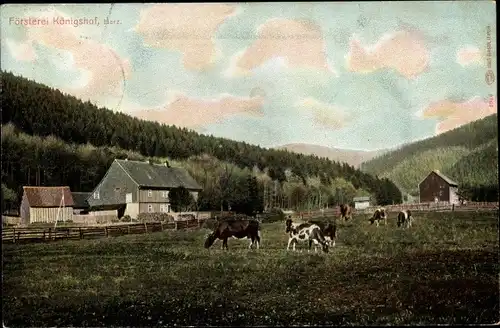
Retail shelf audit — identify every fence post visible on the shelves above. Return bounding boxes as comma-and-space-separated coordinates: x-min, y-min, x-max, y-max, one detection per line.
144, 222, 148, 233
175, 221, 178, 230
127, 225, 131, 234
79, 227, 83, 239
43, 230, 46, 241
160, 221, 164, 232
48, 228, 51, 241
105, 227, 108, 237
13, 228, 16, 243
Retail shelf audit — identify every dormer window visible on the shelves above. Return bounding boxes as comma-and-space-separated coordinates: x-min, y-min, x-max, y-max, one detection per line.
148, 190, 152, 197
93, 191, 100, 199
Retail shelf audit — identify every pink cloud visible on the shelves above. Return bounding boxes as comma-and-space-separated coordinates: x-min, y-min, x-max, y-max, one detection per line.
456, 46, 483, 66
228, 18, 334, 76
422, 96, 497, 134
346, 30, 430, 79
5, 38, 37, 62
132, 92, 265, 128
19, 9, 131, 104
135, 4, 237, 71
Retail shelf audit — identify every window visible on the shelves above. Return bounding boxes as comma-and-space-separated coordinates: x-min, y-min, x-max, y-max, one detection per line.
93, 191, 99, 199
160, 204, 165, 212
162, 191, 169, 198
148, 204, 153, 213
148, 190, 152, 197
166, 204, 171, 213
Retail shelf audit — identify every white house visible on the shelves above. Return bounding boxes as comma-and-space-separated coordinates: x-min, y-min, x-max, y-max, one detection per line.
353, 196, 370, 210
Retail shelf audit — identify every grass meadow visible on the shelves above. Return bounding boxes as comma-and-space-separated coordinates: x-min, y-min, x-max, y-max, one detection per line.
2, 211, 499, 326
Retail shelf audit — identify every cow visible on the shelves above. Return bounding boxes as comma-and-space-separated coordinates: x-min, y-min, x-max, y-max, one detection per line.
339, 204, 352, 221
285, 219, 329, 253
397, 210, 413, 229
309, 220, 337, 247
369, 208, 387, 227
204, 219, 261, 250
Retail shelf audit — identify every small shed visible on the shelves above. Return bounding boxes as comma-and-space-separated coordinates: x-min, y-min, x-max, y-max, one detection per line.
353, 196, 370, 210
418, 170, 459, 204
20, 186, 74, 224
71, 192, 91, 214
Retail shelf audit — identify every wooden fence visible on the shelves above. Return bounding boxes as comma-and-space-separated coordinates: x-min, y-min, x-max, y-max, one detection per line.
2, 219, 206, 244
295, 202, 499, 219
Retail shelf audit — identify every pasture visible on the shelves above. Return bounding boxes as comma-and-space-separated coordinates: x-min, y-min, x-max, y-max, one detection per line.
2, 211, 499, 326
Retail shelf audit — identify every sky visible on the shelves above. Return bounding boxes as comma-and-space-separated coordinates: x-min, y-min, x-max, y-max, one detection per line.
1, 2, 497, 151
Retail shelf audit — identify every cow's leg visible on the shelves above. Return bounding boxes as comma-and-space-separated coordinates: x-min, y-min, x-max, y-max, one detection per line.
308, 239, 313, 252
249, 236, 254, 249
256, 231, 261, 249
223, 237, 228, 250
287, 238, 293, 251
376, 220, 379, 227
384, 218, 387, 225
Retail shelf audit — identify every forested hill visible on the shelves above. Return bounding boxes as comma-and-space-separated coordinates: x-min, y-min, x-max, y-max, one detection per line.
1, 71, 402, 212
360, 114, 498, 200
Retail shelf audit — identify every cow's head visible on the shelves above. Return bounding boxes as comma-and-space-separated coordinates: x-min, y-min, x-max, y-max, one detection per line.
204, 232, 216, 249
379, 208, 387, 218
322, 243, 329, 253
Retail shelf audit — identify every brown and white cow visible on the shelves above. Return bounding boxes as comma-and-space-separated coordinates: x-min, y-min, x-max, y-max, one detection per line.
369, 208, 387, 227
285, 219, 329, 253
397, 210, 413, 229
204, 219, 261, 250
339, 204, 352, 221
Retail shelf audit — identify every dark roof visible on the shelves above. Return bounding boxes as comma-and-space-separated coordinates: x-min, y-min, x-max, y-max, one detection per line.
71, 192, 90, 209
432, 170, 458, 186
115, 159, 203, 190
23, 186, 74, 207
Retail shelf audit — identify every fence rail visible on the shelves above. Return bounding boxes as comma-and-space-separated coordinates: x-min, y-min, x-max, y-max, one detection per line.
2, 219, 207, 244
294, 202, 499, 219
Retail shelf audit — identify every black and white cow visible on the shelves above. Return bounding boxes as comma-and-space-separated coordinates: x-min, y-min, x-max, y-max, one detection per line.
309, 220, 337, 247
285, 219, 329, 253
397, 210, 413, 229
369, 208, 387, 227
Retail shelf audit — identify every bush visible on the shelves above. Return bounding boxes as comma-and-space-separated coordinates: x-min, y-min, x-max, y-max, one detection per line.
178, 214, 195, 221
137, 212, 175, 223
121, 215, 132, 222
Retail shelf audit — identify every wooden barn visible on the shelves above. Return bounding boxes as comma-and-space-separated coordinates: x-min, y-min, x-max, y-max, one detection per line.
418, 170, 459, 204
20, 186, 75, 224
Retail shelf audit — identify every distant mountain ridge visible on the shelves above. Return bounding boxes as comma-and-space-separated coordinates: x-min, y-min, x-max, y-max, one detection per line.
274, 143, 388, 168
360, 114, 498, 196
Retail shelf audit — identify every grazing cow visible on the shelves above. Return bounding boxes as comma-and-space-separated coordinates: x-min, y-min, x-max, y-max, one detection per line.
285, 219, 329, 253
339, 204, 352, 221
397, 210, 413, 229
309, 220, 337, 247
204, 219, 261, 250
369, 208, 387, 227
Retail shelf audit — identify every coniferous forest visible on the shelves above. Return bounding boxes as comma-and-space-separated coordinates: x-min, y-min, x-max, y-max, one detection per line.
2, 71, 404, 213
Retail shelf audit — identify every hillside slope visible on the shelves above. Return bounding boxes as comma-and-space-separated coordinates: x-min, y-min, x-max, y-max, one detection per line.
361, 114, 498, 196
1, 71, 403, 210
274, 143, 387, 168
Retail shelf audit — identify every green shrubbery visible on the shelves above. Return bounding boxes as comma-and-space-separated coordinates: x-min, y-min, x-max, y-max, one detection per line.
137, 212, 175, 223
